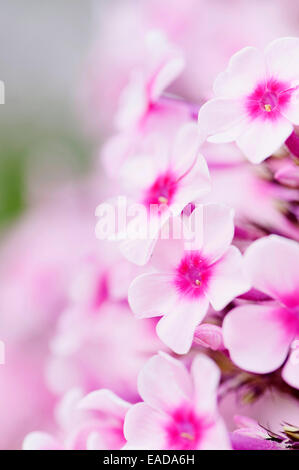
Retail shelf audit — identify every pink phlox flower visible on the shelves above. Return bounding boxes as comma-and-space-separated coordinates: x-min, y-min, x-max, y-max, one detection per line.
23, 388, 131, 450
128, 204, 250, 353
116, 30, 185, 131
199, 38, 299, 163
46, 302, 163, 400
123, 352, 231, 450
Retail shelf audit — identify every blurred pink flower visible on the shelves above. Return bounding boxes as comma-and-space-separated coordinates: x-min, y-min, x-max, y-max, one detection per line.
274, 159, 299, 187
0, 197, 98, 343
128, 204, 250, 353
23, 388, 131, 450
124, 352, 231, 450
0, 343, 55, 450
199, 38, 299, 163
101, 100, 192, 180
46, 302, 163, 402
115, 30, 184, 131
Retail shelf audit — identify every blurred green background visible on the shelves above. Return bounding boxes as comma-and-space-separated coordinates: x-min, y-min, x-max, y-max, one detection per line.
0, 0, 100, 229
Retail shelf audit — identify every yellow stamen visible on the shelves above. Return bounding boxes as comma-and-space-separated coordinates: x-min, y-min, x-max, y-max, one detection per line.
180, 432, 194, 441
158, 196, 168, 204
264, 104, 272, 112
195, 279, 201, 286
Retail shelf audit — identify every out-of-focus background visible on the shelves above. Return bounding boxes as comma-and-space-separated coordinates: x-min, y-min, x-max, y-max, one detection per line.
1, 0, 299, 450
0, 0, 96, 228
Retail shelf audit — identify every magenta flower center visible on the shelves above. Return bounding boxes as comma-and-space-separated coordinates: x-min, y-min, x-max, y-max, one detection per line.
166, 407, 209, 450
143, 171, 178, 207
246, 78, 293, 120
259, 90, 278, 112
174, 252, 211, 299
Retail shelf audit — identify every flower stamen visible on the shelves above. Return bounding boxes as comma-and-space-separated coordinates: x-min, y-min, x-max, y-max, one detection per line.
158, 196, 168, 204
264, 104, 272, 112
180, 432, 194, 440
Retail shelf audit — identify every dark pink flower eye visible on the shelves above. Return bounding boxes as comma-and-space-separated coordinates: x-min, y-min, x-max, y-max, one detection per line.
143, 171, 178, 207
246, 78, 293, 120
166, 407, 210, 450
174, 252, 212, 299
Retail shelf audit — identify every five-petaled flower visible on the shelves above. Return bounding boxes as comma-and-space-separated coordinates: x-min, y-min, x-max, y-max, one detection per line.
123, 352, 231, 450
198, 37, 299, 163
128, 204, 250, 353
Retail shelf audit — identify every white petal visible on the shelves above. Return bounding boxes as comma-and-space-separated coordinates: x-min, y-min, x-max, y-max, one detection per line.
244, 235, 299, 308
128, 272, 177, 318
281, 88, 299, 126
78, 389, 131, 418
191, 355, 220, 414
198, 98, 246, 142
156, 297, 209, 354
137, 352, 192, 412
236, 117, 293, 163
214, 47, 266, 98
206, 246, 251, 310
223, 304, 294, 374
265, 37, 299, 83
188, 204, 235, 262
124, 403, 168, 450
171, 122, 203, 175
200, 419, 231, 450
171, 155, 211, 214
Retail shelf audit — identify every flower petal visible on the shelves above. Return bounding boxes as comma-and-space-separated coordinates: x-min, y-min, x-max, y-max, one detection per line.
223, 304, 294, 373
156, 296, 209, 354
150, 236, 185, 272
120, 235, 158, 266
213, 47, 266, 98
191, 355, 220, 414
244, 235, 299, 308
236, 115, 293, 163
198, 98, 246, 142
281, 88, 299, 126
151, 56, 185, 101
231, 433, 282, 450
171, 122, 203, 175
78, 389, 131, 418
137, 352, 192, 412
128, 272, 176, 318
282, 353, 299, 390
23, 432, 62, 450
200, 419, 231, 450
206, 246, 251, 311
116, 71, 148, 130
124, 403, 168, 450
265, 37, 299, 83
171, 155, 211, 214
190, 204, 235, 262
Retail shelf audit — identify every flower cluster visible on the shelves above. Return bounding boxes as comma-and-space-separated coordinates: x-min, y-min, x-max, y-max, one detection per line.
1, 0, 299, 452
